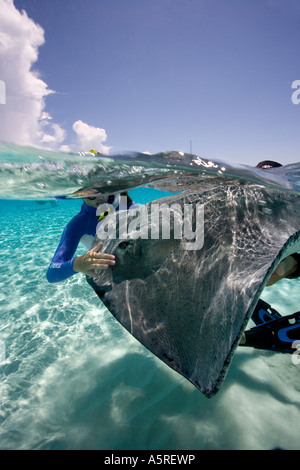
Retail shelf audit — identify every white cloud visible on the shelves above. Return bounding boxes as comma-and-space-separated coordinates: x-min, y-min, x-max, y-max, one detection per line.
41, 123, 66, 145
60, 120, 110, 154
0, 0, 65, 147
64, 120, 110, 154
0, 0, 109, 153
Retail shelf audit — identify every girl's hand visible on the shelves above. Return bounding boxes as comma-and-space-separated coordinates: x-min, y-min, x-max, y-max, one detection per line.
73, 242, 115, 277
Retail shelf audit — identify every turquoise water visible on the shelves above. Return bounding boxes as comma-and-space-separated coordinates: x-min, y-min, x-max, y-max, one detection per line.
0, 145, 300, 450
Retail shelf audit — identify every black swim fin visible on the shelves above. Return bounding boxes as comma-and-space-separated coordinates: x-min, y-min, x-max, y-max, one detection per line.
251, 299, 282, 325
242, 310, 300, 354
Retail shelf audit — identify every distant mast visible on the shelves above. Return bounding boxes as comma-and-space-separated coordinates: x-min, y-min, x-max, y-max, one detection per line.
190, 140, 192, 154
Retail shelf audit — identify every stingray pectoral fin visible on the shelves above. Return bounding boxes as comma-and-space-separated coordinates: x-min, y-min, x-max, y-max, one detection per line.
89, 188, 300, 398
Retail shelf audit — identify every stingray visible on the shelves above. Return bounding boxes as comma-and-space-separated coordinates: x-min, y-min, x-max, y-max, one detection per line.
87, 183, 300, 397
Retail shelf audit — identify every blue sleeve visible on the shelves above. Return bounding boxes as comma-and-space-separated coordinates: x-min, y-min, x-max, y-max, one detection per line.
46, 215, 85, 283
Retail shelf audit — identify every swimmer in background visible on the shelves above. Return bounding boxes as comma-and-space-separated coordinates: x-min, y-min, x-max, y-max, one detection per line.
256, 160, 300, 285
240, 160, 300, 352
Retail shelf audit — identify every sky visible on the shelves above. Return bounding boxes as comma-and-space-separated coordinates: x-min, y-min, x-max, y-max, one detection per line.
0, 0, 300, 165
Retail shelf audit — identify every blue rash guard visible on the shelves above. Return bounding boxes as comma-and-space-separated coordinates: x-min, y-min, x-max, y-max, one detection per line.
46, 200, 137, 283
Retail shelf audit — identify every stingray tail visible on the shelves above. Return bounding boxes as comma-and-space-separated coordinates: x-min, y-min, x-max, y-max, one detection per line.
242, 310, 300, 354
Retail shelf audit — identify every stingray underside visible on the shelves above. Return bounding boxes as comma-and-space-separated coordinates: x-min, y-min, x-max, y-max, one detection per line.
87, 184, 300, 397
